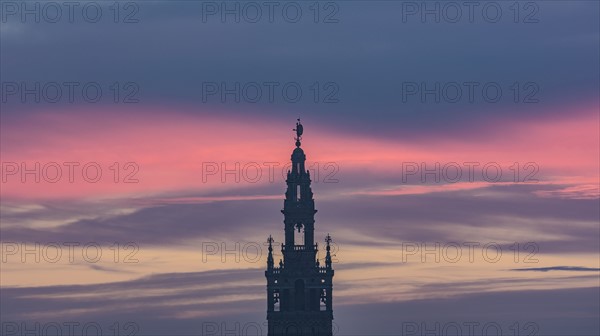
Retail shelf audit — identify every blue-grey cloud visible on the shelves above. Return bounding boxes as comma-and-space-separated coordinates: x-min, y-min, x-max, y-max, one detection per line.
1, 269, 598, 335
1, 184, 598, 255
1, 2, 598, 139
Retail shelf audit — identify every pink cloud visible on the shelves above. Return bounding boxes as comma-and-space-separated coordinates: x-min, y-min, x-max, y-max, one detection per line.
1, 104, 598, 201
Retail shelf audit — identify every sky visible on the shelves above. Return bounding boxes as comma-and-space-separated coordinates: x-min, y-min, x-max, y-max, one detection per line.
1, 1, 599, 335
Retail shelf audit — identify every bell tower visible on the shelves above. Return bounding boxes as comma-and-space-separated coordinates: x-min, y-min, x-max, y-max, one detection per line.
265, 120, 334, 336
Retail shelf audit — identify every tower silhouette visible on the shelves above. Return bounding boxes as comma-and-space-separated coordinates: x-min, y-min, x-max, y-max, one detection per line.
265, 120, 334, 336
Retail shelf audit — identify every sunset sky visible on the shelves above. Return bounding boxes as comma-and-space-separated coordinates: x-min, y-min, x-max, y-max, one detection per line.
1, 1, 599, 335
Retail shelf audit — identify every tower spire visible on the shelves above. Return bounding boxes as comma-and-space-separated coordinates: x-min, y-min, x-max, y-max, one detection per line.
265, 120, 334, 335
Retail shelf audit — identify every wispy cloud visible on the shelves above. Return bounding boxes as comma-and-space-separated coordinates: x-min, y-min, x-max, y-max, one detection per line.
511, 266, 600, 272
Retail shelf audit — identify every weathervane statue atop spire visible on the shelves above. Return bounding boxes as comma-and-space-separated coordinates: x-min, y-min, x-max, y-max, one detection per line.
293, 118, 303, 147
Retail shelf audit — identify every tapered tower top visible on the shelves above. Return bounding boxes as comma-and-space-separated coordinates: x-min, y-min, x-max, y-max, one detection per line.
265, 119, 334, 334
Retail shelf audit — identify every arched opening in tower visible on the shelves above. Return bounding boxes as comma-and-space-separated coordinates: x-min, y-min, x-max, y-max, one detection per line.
294, 224, 304, 245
